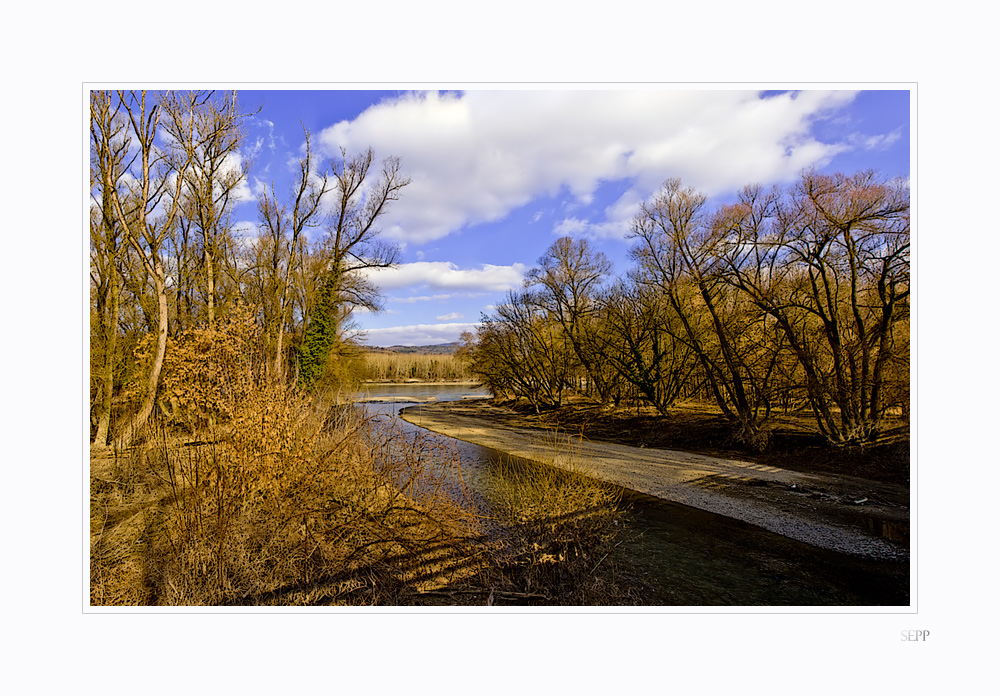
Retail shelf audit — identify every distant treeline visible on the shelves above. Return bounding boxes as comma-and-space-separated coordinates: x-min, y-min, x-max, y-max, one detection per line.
368, 343, 460, 355
465, 172, 910, 449
362, 351, 475, 382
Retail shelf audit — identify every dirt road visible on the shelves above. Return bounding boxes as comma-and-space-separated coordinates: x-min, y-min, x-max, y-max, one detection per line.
401, 399, 910, 561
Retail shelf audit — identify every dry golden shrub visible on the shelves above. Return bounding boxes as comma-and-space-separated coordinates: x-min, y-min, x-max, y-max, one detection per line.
145, 403, 481, 605
91, 310, 483, 606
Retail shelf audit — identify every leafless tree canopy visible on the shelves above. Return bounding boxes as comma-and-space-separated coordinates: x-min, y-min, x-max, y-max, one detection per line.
89, 91, 410, 442
466, 172, 909, 447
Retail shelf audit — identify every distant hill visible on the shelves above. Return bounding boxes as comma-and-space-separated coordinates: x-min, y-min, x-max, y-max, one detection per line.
365, 342, 461, 355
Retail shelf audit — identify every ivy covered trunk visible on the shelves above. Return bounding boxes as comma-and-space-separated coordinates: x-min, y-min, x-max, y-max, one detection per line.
297, 271, 340, 392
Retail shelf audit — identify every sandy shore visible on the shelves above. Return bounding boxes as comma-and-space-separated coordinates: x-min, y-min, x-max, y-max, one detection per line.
401, 400, 910, 561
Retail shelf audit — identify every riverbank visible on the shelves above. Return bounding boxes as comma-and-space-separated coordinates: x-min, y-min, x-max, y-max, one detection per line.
401, 399, 910, 561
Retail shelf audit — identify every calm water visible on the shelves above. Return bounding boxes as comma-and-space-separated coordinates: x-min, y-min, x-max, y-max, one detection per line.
358, 384, 910, 607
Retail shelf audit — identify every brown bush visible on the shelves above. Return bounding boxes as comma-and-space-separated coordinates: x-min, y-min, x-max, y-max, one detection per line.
90, 312, 483, 606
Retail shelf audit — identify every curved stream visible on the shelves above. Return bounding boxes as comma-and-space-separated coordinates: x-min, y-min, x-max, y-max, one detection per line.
358, 384, 910, 607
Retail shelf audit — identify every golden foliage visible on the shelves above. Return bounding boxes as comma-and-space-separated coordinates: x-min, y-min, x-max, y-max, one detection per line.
157, 305, 261, 427
90, 316, 483, 605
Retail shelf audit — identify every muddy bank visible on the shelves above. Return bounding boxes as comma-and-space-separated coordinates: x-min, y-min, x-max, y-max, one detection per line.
401, 399, 910, 562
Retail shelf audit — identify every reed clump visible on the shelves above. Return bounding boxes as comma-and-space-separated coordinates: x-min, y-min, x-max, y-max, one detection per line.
480, 442, 640, 605
362, 351, 474, 383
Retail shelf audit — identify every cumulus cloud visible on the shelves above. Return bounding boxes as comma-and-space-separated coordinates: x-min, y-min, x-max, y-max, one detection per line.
553, 217, 588, 236
350, 322, 479, 347
552, 187, 648, 239
317, 89, 864, 244
392, 293, 458, 304
362, 261, 527, 293
435, 312, 464, 321
847, 127, 903, 151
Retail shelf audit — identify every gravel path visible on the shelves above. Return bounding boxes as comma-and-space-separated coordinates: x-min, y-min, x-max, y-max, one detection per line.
402, 400, 910, 561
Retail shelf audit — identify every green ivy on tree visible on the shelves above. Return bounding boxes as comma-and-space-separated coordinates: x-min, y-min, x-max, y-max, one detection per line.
297, 272, 340, 392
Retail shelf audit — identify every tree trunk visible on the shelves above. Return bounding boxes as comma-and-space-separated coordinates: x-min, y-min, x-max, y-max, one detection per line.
115, 259, 169, 447
273, 319, 285, 382
93, 269, 119, 446
206, 246, 216, 328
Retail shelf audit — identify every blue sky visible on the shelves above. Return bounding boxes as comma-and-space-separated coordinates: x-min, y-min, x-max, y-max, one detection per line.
232, 88, 910, 347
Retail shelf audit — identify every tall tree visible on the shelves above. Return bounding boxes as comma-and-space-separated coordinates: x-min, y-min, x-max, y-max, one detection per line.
89, 91, 131, 445
298, 148, 410, 391
169, 91, 255, 328
717, 172, 909, 443
629, 179, 777, 448
525, 237, 613, 401
591, 282, 697, 415
473, 289, 574, 411
101, 90, 209, 445
254, 129, 330, 381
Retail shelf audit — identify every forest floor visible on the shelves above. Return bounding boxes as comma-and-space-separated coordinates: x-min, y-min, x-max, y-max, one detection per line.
401, 397, 911, 561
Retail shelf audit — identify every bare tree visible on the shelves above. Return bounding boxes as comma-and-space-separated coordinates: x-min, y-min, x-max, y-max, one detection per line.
629, 179, 778, 449
298, 148, 410, 391
525, 237, 613, 402
100, 90, 209, 445
89, 91, 132, 445
591, 282, 697, 415
717, 172, 909, 443
469, 290, 574, 411
251, 129, 331, 381
163, 91, 256, 329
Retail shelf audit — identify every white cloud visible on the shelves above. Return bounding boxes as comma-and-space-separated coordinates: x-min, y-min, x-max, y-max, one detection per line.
553, 217, 588, 236
552, 188, 647, 239
350, 322, 479, 347
848, 127, 903, 151
363, 261, 527, 293
436, 312, 464, 321
351, 307, 400, 315
251, 176, 267, 198
392, 294, 461, 304
317, 89, 862, 244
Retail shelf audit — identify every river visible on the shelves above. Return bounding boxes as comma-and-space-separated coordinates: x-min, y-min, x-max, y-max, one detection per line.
357, 383, 910, 607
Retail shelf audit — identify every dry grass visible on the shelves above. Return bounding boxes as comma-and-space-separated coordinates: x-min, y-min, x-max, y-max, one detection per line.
475, 434, 641, 605
89, 404, 644, 606
90, 398, 485, 606
90, 313, 485, 606
362, 352, 473, 382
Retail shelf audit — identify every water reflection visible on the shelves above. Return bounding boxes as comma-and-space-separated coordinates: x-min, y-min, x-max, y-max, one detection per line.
357, 384, 910, 606
357, 383, 490, 403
